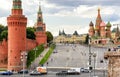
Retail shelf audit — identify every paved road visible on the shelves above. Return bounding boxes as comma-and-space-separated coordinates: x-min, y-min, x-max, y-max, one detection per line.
0, 70, 107, 77
46, 43, 108, 69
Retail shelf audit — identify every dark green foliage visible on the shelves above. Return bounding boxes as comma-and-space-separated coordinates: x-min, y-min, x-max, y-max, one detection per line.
26, 27, 35, 39
39, 44, 56, 65
1, 30, 8, 40
46, 31, 53, 43
0, 24, 8, 41
0, 24, 53, 43
27, 44, 44, 68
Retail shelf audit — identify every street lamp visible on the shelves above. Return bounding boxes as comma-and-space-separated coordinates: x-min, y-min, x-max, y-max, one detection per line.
88, 36, 92, 69
88, 35, 92, 77
21, 51, 28, 77
34, 48, 38, 68
93, 52, 96, 76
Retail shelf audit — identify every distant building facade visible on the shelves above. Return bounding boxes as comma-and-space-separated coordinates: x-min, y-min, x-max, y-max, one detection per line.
54, 30, 86, 44
0, 0, 47, 71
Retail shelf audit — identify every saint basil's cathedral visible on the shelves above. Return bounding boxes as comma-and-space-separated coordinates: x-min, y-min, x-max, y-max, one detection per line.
0, 0, 47, 71
88, 8, 112, 44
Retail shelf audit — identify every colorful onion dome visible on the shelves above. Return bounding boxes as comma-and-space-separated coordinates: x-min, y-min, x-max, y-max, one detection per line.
106, 21, 111, 27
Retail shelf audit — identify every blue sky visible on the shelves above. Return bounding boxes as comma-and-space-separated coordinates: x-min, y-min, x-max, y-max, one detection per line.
0, 0, 120, 36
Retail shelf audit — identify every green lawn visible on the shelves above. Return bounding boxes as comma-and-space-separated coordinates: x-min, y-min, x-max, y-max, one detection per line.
39, 44, 56, 65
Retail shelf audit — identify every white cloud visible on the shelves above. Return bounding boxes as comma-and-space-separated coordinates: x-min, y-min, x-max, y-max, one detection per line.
0, 0, 120, 36
45, 5, 116, 18
0, 1, 11, 10
47, 24, 89, 36
0, 17, 7, 26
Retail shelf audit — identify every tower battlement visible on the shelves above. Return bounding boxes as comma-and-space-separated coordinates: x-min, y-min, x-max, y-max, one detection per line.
104, 51, 120, 59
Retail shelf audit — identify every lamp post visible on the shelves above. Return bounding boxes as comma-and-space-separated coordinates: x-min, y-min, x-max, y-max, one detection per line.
21, 51, 28, 77
34, 48, 38, 68
88, 35, 92, 77
93, 53, 96, 76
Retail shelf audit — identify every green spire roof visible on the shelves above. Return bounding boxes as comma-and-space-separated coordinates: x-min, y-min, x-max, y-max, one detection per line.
106, 21, 111, 27
37, 5, 43, 22
38, 5, 42, 14
13, 0, 22, 9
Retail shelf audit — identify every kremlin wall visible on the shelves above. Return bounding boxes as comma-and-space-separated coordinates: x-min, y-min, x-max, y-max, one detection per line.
0, 0, 47, 71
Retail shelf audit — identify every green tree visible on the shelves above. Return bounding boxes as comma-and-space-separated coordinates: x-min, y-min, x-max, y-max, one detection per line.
26, 27, 35, 39
0, 24, 8, 41
0, 24, 4, 33
1, 30, 8, 40
46, 31, 53, 43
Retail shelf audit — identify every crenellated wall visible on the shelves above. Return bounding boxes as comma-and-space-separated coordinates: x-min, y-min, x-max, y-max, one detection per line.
26, 39, 37, 51
0, 38, 43, 69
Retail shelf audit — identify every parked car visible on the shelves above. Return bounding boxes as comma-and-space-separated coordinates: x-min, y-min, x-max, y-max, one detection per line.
29, 70, 41, 76
18, 69, 28, 74
0, 71, 13, 75
67, 68, 80, 75
80, 68, 90, 73
56, 68, 80, 75
56, 71, 68, 75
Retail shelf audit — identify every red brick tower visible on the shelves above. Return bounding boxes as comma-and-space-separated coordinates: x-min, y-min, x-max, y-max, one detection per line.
7, 0, 27, 71
35, 4, 47, 45
95, 8, 102, 36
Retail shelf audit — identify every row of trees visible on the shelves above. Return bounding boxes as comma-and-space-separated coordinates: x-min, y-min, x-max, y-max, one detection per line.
0, 24, 53, 43
27, 44, 44, 67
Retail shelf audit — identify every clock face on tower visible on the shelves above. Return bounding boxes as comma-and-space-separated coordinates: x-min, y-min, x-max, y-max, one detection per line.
38, 17, 42, 22
36, 26, 43, 31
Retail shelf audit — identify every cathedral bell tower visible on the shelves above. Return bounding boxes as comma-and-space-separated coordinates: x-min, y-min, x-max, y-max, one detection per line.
95, 8, 102, 36
35, 4, 47, 45
7, 0, 27, 71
